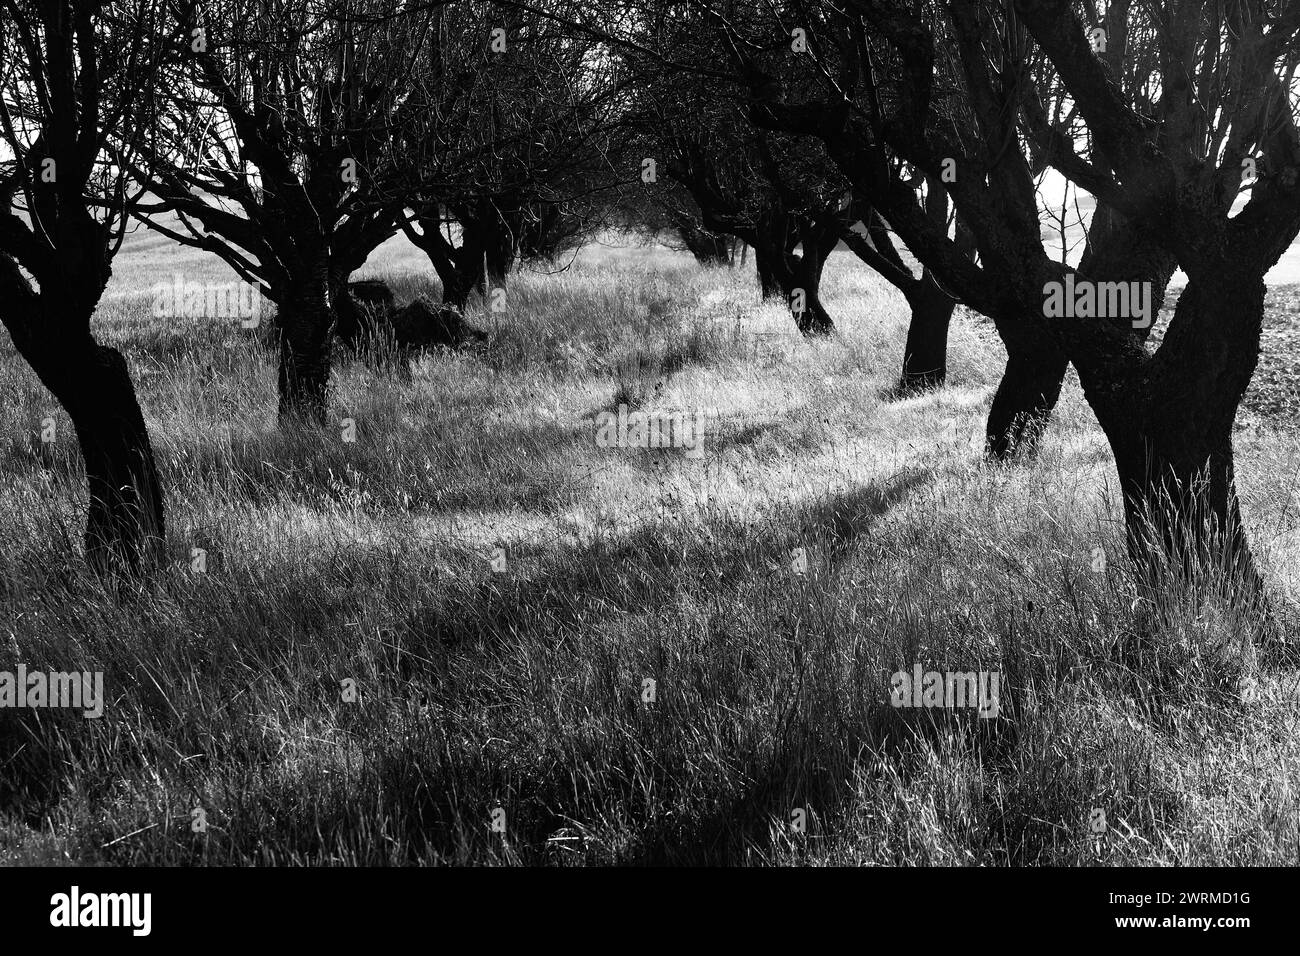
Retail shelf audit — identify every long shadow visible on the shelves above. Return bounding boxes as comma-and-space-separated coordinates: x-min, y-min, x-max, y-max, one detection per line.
4, 466, 1030, 863
388, 467, 938, 655
590, 336, 723, 419
802, 468, 935, 567
360, 468, 965, 863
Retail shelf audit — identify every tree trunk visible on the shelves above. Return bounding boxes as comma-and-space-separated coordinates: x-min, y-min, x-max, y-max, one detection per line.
451, 202, 518, 296
790, 220, 836, 337
679, 225, 732, 265
985, 204, 1179, 460
0, 257, 164, 573
331, 272, 362, 347
985, 331, 1069, 461
899, 270, 956, 391
67, 345, 166, 573
789, 254, 834, 336
445, 225, 486, 309
1108, 418, 1263, 603
1088, 276, 1265, 603
277, 255, 334, 427
440, 264, 476, 310
754, 242, 782, 299
482, 218, 514, 287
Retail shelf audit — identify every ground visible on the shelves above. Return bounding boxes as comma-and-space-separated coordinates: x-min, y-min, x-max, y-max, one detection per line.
0, 227, 1297, 865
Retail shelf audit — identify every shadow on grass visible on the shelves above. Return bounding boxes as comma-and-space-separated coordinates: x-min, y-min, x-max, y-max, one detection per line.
0, 461, 1245, 865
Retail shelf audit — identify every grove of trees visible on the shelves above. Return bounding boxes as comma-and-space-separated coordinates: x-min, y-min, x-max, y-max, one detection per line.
3, 0, 1298, 619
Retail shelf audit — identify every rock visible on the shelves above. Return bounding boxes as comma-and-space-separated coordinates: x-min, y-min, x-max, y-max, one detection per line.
337, 280, 396, 346
348, 279, 395, 307
390, 296, 487, 350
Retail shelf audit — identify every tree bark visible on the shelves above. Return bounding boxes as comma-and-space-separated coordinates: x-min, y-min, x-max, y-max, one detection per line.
0, 255, 164, 573
452, 201, 515, 293
67, 345, 167, 573
789, 251, 834, 336
1086, 276, 1265, 602
899, 270, 957, 391
0, 252, 165, 574
985, 330, 1070, 461
983, 204, 1178, 461
679, 224, 732, 265
1109, 418, 1262, 601
784, 220, 835, 336
473, 214, 514, 288
277, 254, 335, 427
754, 241, 782, 299
427, 226, 481, 309
331, 272, 362, 347
753, 213, 837, 335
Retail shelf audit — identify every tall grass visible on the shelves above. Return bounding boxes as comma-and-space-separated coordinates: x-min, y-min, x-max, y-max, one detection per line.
0, 236, 1297, 865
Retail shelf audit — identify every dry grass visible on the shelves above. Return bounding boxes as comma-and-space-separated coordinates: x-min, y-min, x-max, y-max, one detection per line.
1, 231, 1298, 865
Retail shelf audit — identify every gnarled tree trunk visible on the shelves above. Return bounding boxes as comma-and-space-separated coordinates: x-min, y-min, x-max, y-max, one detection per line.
984, 203, 1178, 461
67, 344, 166, 573
752, 211, 837, 336
404, 213, 484, 311
0, 256, 164, 573
986, 329, 1070, 461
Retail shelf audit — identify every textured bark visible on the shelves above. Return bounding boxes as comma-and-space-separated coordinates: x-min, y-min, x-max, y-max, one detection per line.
985, 331, 1070, 461
788, 219, 837, 336
330, 273, 361, 347
751, 212, 837, 335
754, 242, 782, 299
899, 271, 957, 391
1086, 276, 1265, 599
277, 254, 335, 427
70, 346, 166, 573
679, 224, 733, 265
0, 256, 164, 572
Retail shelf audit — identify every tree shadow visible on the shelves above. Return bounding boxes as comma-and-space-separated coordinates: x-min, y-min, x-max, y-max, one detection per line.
801, 468, 935, 567
358, 468, 968, 863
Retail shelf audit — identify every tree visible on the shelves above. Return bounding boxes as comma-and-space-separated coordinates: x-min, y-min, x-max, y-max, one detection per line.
131, 0, 439, 425
0, 0, 171, 573
734, 0, 1300, 603
622, 35, 850, 334
401, 2, 627, 310
837, 177, 976, 392
576, 0, 977, 372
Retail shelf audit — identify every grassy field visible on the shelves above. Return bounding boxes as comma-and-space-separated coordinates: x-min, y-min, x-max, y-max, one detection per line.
1, 227, 1299, 865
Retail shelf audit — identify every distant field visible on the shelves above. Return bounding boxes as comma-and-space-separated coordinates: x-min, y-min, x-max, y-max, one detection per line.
1, 227, 1298, 865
